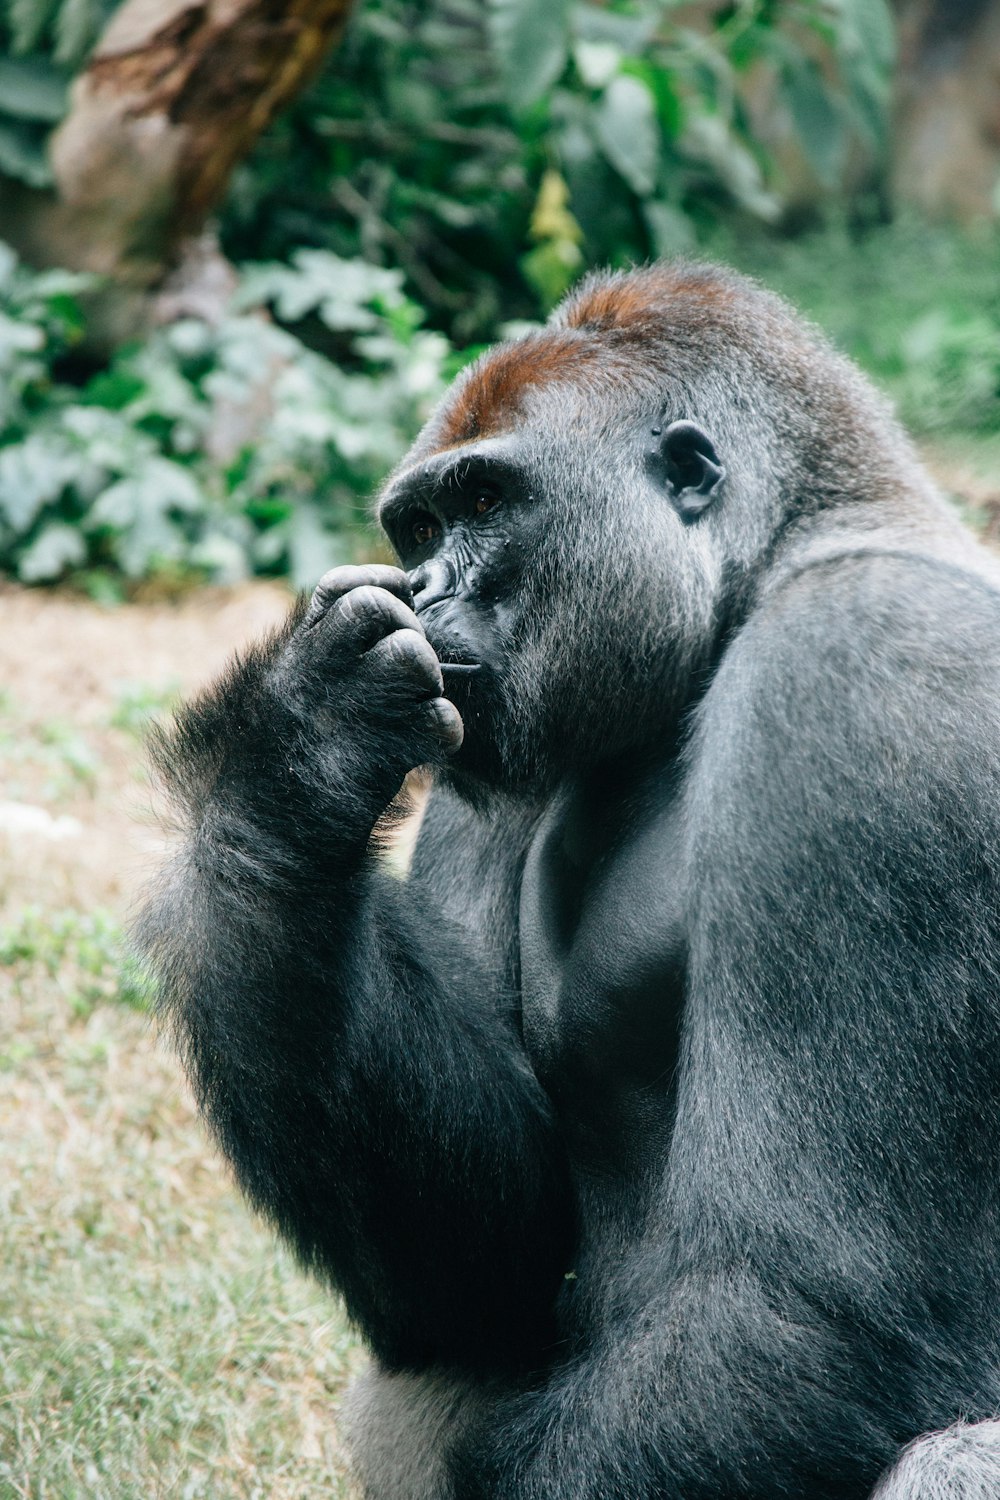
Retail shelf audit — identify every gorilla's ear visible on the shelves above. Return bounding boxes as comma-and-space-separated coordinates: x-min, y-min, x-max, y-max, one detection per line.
651, 420, 726, 521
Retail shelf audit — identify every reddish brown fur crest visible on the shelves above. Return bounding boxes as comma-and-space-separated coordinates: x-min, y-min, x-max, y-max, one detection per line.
433, 330, 596, 450
559, 263, 736, 334
428, 262, 744, 455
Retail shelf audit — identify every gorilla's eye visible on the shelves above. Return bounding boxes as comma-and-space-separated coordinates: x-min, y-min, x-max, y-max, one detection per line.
474, 492, 499, 517
412, 514, 439, 547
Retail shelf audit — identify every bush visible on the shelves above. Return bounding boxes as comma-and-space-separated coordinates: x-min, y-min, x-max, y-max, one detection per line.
719, 217, 1000, 436
3, 214, 999, 595
0, 244, 456, 592
223, 0, 896, 342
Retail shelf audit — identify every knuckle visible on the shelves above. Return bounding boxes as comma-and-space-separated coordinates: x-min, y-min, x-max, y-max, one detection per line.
368, 564, 407, 588
316, 566, 351, 592
312, 566, 362, 604
338, 584, 389, 622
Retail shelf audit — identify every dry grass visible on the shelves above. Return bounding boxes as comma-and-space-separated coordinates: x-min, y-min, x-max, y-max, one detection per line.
0, 580, 362, 1499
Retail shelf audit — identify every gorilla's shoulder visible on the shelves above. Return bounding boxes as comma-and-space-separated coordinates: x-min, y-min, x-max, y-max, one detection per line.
695, 543, 1000, 809
751, 541, 1000, 676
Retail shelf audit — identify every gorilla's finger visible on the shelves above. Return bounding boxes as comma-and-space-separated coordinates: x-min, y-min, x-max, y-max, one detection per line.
309, 586, 424, 660
367, 629, 444, 697
420, 696, 464, 754
304, 566, 413, 629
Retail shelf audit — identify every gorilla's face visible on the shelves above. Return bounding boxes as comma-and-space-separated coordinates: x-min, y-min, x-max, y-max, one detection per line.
379, 437, 544, 784
379, 383, 727, 792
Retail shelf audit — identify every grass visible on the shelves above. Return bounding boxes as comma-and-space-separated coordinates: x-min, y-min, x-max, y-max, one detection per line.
0, 940, 360, 1499
0, 582, 359, 1499
0, 906, 147, 1020
0, 705, 100, 803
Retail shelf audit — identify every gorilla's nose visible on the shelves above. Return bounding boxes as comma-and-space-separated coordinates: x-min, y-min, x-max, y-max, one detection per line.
410, 557, 457, 615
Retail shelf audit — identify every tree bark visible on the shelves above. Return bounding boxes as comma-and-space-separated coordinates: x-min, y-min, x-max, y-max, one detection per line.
0, 0, 354, 348
892, 0, 1000, 218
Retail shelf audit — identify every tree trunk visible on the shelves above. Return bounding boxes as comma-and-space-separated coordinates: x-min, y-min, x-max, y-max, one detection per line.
0, 0, 354, 348
892, 0, 1000, 218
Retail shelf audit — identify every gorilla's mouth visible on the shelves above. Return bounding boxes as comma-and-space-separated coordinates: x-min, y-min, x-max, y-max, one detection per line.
421, 609, 488, 679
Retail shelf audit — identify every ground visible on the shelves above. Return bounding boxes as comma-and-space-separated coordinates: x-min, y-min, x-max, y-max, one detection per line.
0, 579, 361, 1500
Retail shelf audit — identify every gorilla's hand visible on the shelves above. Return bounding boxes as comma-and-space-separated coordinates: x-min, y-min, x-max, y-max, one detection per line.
276, 565, 464, 829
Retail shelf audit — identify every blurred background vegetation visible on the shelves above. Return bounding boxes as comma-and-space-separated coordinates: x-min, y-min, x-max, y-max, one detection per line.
0, 0, 999, 593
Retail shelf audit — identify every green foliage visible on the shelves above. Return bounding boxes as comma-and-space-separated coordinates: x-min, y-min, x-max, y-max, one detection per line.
0, 0, 117, 184
720, 217, 1000, 436
0, 243, 454, 589
4, 215, 1000, 592
223, 0, 896, 339
489, 0, 573, 115
0, 904, 148, 1016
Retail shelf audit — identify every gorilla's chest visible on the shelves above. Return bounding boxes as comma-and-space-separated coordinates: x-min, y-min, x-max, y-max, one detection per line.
518, 786, 686, 1171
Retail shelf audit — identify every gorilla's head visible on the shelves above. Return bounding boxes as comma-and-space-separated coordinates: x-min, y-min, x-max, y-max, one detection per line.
378, 263, 918, 793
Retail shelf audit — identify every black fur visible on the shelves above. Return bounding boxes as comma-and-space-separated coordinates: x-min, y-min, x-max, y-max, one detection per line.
140, 263, 1000, 1498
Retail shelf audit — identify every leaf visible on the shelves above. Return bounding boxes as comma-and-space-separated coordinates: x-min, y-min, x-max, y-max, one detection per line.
234, 251, 408, 335
55, 0, 117, 67
18, 521, 86, 582
488, 0, 571, 114
571, 6, 656, 54
113, 509, 186, 580
572, 40, 621, 90
782, 60, 846, 188
0, 242, 18, 292
835, 0, 895, 73
0, 119, 52, 187
0, 56, 69, 123
19, 266, 95, 300
188, 531, 251, 585
520, 239, 582, 310
8, 0, 60, 55
529, 169, 582, 246
624, 59, 683, 140
820, 0, 894, 150
0, 308, 44, 369
88, 458, 202, 532
0, 435, 73, 534
594, 74, 659, 197
643, 201, 695, 258
681, 112, 780, 220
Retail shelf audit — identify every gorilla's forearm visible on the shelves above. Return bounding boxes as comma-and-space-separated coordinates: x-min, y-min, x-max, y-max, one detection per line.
140, 633, 574, 1374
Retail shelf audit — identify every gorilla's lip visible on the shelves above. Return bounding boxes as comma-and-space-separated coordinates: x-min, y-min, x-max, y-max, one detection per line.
427, 631, 482, 674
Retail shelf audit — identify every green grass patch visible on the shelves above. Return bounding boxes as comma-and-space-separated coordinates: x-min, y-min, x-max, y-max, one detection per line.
717, 217, 1000, 437
0, 905, 148, 1021
108, 679, 182, 739
0, 910, 359, 1496
0, 695, 100, 801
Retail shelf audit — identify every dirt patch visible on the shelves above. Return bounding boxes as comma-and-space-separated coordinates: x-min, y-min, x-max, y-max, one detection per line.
0, 577, 291, 921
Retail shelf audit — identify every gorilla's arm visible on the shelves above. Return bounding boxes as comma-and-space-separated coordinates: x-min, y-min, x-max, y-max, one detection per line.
139, 572, 573, 1375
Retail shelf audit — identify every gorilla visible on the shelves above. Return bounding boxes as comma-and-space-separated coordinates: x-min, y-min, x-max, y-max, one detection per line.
141, 263, 1000, 1499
